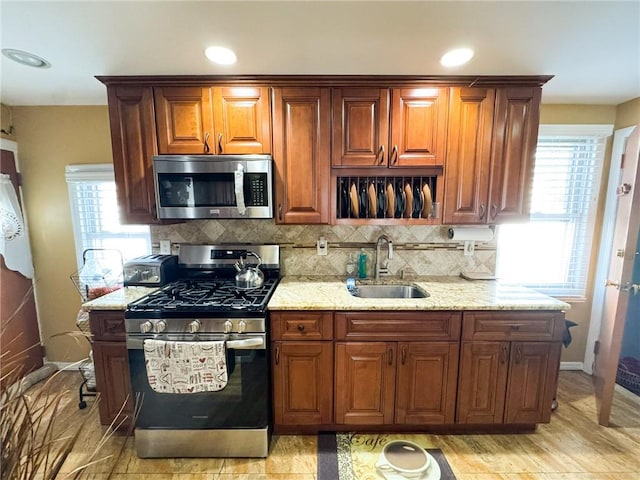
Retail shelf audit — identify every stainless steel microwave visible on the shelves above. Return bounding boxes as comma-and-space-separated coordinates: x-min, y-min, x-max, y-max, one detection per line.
152, 155, 273, 220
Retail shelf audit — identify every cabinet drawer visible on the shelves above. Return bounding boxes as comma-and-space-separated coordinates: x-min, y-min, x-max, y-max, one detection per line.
271, 311, 333, 340
462, 311, 565, 341
335, 311, 461, 341
89, 310, 126, 341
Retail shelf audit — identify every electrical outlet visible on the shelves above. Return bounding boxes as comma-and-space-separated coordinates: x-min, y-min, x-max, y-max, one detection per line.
463, 240, 475, 256
317, 237, 328, 256
159, 240, 171, 254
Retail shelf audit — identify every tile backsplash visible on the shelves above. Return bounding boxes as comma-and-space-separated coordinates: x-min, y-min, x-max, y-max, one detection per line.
151, 220, 496, 278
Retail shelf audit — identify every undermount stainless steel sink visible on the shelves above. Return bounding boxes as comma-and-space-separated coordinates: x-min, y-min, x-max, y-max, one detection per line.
349, 284, 429, 299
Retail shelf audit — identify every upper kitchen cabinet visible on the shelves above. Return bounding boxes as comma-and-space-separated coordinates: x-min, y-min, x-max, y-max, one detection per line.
443, 86, 542, 225
154, 85, 271, 155
212, 86, 272, 154
154, 86, 214, 154
105, 85, 160, 224
489, 87, 542, 223
443, 87, 496, 224
332, 87, 448, 168
272, 87, 331, 224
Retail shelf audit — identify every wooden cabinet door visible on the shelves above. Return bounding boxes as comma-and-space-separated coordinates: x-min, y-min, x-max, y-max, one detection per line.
335, 342, 396, 424
332, 88, 389, 167
154, 86, 214, 154
395, 342, 459, 424
272, 87, 330, 224
456, 341, 509, 424
444, 87, 495, 224
106, 86, 159, 224
504, 342, 561, 424
389, 87, 449, 167
272, 341, 333, 426
212, 86, 271, 154
489, 87, 542, 223
92, 341, 133, 426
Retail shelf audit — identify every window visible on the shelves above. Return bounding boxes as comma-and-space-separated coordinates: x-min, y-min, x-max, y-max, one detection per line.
496, 125, 612, 297
65, 164, 151, 273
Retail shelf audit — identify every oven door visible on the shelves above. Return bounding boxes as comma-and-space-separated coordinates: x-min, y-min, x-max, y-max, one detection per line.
127, 333, 269, 430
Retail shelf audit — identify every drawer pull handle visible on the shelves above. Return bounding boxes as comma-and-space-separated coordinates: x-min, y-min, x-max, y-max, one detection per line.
388, 347, 393, 366
510, 324, 521, 331
297, 324, 305, 332
401, 345, 407, 365
275, 346, 280, 365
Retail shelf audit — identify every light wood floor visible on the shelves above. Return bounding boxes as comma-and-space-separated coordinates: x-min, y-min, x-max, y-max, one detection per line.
26, 370, 640, 479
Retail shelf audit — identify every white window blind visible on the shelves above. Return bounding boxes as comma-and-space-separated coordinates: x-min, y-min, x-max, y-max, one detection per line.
65, 164, 151, 271
496, 124, 612, 297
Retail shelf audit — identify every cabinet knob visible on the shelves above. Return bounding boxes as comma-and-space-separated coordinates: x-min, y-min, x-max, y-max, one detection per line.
297, 324, 305, 332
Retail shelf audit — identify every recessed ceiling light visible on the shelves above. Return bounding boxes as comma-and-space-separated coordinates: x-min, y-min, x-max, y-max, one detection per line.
440, 48, 474, 67
204, 46, 237, 65
2, 48, 51, 68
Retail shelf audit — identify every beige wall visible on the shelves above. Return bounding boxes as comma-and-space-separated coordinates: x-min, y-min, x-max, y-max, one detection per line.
11, 106, 112, 362
614, 98, 640, 129
7, 101, 638, 363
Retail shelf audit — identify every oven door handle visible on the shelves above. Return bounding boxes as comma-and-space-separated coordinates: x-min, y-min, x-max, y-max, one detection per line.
226, 337, 263, 349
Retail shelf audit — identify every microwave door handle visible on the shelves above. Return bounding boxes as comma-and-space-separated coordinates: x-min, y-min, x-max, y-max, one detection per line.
234, 164, 246, 215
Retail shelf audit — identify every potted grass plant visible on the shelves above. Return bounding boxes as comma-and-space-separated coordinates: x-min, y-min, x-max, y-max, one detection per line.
1, 287, 133, 480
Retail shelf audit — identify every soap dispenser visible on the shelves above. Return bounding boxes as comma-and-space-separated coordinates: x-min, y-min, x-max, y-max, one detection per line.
358, 248, 367, 279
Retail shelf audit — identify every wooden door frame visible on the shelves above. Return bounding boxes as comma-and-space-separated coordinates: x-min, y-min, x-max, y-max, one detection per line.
584, 126, 636, 374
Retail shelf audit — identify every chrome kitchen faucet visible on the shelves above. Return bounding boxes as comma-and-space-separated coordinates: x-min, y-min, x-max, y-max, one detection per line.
374, 235, 393, 280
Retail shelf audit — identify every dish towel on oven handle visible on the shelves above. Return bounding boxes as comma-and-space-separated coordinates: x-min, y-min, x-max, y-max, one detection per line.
143, 339, 228, 394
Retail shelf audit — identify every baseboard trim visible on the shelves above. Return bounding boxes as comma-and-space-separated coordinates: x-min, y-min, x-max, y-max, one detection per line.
560, 361, 584, 371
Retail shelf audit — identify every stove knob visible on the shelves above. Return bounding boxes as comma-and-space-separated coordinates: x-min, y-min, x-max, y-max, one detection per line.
188, 320, 201, 333
155, 320, 167, 333
224, 320, 233, 333
238, 320, 247, 333
140, 321, 153, 334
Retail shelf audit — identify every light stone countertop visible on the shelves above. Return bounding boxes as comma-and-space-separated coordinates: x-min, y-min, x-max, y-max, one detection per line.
267, 276, 571, 311
81, 286, 157, 311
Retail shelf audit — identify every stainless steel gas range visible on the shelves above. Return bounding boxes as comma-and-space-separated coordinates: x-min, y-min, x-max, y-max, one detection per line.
125, 244, 280, 458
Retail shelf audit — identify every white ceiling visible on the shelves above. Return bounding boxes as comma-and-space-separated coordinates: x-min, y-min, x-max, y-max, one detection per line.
1, 1, 639, 106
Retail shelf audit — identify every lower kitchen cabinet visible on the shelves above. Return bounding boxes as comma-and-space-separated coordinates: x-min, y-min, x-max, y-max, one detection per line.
456, 311, 564, 425
334, 311, 461, 426
270, 311, 334, 428
88, 310, 133, 427
335, 342, 396, 425
272, 341, 333, 425
92, 341, 134, 426
270, 309, 563, 432
335, 340, 459, 425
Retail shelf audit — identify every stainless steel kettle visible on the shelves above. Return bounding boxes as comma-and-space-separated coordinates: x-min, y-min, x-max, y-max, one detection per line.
234, 251, 264, 290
